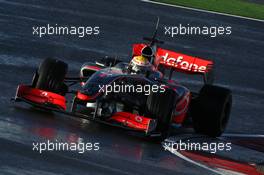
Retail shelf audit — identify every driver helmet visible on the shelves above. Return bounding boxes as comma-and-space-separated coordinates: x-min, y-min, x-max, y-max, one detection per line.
141, 46, 154, 61
129, 55, 152, 74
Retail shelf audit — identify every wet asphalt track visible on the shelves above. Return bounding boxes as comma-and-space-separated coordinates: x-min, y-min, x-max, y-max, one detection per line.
0, 0, 263, 174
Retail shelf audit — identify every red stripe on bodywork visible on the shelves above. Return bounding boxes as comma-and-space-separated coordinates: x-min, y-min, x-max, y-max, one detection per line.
83, 65, 102, 71
173, 92, 191, 124
76, 91, 94, 101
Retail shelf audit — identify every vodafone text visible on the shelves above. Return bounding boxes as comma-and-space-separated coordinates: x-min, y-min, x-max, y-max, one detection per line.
161, 53, 207, 73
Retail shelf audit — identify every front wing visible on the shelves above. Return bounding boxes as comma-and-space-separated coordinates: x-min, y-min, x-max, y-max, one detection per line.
13, 85, 160, 138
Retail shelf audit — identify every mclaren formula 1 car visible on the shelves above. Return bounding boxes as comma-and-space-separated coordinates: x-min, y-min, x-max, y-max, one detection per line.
13, 24, 232, 141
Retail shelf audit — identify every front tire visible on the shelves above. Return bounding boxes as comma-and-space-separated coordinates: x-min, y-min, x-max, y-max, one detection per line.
146, 89, 177, 141
33, 58, 68, 95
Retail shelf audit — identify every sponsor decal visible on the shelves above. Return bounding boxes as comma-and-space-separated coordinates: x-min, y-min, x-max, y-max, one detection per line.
41, 92, 48, 96
131, 44, 212, 73
160, 52, 207, 73
135, 115, 143, 123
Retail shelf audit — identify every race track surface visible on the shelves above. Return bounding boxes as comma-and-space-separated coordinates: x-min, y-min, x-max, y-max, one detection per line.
0, 0, 263, 174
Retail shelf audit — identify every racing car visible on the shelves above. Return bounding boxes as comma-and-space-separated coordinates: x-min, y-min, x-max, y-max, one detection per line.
13, 20, 232, 141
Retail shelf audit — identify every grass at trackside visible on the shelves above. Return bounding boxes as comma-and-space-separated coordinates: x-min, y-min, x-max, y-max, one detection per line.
152, 0, 264, 20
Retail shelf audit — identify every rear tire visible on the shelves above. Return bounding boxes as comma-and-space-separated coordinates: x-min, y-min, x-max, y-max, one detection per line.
191, 85, 232, 137
33, 58, 68, 95
146, 89, 177, 141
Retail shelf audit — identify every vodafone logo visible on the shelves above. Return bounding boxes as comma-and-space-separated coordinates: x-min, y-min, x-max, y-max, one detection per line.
160, 53, 207, 73
135, 116, 143, 123
41, 92, 48, 96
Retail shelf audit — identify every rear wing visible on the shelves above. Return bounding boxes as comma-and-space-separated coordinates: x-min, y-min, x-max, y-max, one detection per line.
156, 48, 213, 74
132, 44, 214, 84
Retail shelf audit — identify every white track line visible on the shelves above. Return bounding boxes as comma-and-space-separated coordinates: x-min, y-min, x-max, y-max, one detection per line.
141, 0, 264, 23
163, 145, 227, 175
222, 133, 264, 138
